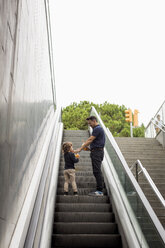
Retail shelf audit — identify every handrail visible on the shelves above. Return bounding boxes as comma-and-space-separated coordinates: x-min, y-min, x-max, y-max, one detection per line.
131, 160, 165, 208
10, 107, 63, 248
151, 118, 165, 133
90, 106, 165, 247
40, 122, 63, 248
146, 100, 165, 130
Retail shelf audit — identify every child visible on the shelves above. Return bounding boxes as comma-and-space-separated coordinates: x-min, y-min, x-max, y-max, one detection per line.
62, 142, 80, 196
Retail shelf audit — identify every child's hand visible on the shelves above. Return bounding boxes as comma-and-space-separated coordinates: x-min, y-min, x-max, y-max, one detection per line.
75, 153, 80, 159
74, 148, 81, 153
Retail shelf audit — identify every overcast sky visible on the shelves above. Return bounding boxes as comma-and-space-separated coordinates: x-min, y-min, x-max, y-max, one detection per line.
50, 0, 165, 126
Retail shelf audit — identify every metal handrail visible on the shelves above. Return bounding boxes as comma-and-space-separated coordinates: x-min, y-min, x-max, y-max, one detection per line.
151, 118, 165, 133
131, 160, 165, 208
90, 106, 165, 246
146, 100, 165, 130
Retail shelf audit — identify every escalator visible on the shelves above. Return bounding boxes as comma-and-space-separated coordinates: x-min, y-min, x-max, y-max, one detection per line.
12, 107, 165, 247
51, 130, 122, 248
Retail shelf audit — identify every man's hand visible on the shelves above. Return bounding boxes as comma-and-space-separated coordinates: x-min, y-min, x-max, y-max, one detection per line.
74, 136, 95, 153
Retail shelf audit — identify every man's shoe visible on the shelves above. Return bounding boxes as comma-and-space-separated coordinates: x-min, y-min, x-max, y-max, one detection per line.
64, 192, 68, 196
88, 191, 103, 196
74, 192, 78, 196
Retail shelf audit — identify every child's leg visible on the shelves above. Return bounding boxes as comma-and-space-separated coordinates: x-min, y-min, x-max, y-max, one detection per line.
68, 169, 78, 192
64, 170, 70, 192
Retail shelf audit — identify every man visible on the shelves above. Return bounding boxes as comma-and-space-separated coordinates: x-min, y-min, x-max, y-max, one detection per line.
75, 116, 105, 196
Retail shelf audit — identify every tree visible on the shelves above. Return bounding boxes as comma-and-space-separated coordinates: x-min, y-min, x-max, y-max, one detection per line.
62, 101, 145, 137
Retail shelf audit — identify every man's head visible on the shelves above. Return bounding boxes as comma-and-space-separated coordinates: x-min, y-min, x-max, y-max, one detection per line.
86, 116, 98, 128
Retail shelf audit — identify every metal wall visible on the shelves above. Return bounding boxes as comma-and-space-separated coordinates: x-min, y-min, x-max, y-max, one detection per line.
0, 0, 55, 247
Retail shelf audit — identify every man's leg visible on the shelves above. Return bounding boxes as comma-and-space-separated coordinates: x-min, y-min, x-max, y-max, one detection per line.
90, 150, 104, 192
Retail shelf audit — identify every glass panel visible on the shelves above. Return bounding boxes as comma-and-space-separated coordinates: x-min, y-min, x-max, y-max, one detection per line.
91, 109, 165, 248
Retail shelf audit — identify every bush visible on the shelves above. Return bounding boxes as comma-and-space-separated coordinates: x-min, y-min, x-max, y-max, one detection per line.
62, 101, 145, 137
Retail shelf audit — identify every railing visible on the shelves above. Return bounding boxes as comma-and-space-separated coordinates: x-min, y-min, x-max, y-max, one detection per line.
90, 106, 165, 248
10, 107, 63, 248
131, 160, 165, 208
145, 100, 165, 138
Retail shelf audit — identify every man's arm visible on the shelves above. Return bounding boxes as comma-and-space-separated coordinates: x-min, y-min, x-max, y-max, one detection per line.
74, 136, 96, 153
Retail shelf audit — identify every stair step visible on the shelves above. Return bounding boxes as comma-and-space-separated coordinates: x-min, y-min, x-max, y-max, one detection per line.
59, 166, 93, 172
139, 183, 165, 189
58, 181, 97, 188
52, 130, 122, 248
58, 171, 94, 176
58, 176, 96, 182
52, 234, 122, 248
57, 188, 107, 195
55, 212, 114, 222
56, 195, 110, 203
55, 203, 111, 212
53, 222, 118, 234
138, 178, 165, 184
60, 161, 92, 166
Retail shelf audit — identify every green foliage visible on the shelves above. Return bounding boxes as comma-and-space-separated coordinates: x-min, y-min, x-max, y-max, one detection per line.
62, 101, 145, 137
133, 125, 145, 137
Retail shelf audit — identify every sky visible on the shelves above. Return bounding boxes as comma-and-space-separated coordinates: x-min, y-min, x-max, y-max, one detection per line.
49, 0, 165, 126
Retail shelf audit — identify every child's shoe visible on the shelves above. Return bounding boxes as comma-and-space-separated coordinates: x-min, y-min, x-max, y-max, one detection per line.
74, 192, 78, 196
64, 192, 68, 196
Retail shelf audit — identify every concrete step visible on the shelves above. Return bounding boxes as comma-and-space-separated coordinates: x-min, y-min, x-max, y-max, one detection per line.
139, 183, 165, 189
121, 151, 165, 157
141, 189, 165, 199
115, 136, 165, 229
116, 145, 164, 151
53, 222, 118, 234
115, 137, 160, 144
125, 159, 165, 165
138, 178, 165, 184
52, 234, 122, 248
55, 203, 111, 212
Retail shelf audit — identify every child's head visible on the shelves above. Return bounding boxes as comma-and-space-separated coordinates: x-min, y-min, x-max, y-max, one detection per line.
62, 142, 73, 153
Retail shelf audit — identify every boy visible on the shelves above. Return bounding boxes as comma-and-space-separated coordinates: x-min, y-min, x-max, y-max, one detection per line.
62, 142, 79, 196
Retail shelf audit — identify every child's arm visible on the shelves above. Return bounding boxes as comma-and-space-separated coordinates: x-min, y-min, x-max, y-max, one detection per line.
70, 152, 79, 163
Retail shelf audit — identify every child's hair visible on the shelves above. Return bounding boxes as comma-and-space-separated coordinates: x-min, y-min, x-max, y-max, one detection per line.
62, 142, 72, 153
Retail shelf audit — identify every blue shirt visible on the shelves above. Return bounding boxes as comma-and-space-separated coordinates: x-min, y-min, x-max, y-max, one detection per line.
90, 125, 105, 149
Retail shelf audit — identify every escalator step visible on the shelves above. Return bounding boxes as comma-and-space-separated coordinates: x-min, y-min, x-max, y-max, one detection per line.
52, 234, 122, 248
53, 222, 118, 234
56, 195, 110, 203
54, 212, 114, 222
55, 203, 112, 212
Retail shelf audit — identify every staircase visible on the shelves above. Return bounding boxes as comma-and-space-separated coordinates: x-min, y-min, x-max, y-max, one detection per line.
115, 137, 165, 228
51, 130, 122, 248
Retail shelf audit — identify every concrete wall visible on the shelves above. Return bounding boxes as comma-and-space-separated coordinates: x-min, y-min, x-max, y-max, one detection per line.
0, 0, 55, 246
